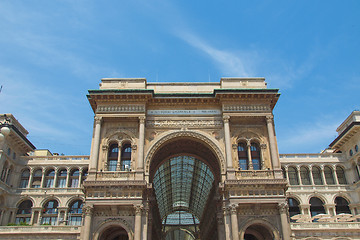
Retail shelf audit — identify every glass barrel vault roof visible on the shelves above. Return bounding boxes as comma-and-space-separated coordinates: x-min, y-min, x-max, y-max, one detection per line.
153, 155, 215, 222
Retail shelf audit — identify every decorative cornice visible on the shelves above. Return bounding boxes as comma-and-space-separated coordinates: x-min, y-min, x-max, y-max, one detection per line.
146, 120, 222, 128
96, 105, 145, 113
223, 104, 270, 112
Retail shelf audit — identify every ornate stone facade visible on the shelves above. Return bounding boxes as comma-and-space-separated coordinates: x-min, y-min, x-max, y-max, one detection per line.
0, 79, 359, 239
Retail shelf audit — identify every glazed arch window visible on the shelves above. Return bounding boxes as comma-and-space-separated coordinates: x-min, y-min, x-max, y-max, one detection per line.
44, 169, 55, 188
336, 166, 347, 184
288, 167, 299, 185
16, 200, 32, 224
335, 197, 351, 214
355, 145, 359, 152
350, 149, 353, 156
312, 166, 323, 185
120, 143, 132, 171
19, 169, 30, 188
300, 166, 311, 185
68, 200, 83, 226
41, 200, 58, 225
31, 169, 42, 188
237, 142, 248, 170
309, 197, 326, 221
324, 166, 335, 185
57, 169, 67, 188
81, 168, 88, 185
250, 142, 261, 170
287, 198, 301, 222
107, 143, 119, 171
69, 169, 79, 188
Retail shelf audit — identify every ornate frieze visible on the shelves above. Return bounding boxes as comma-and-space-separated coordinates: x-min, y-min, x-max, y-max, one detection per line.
96, 105, 145, 113
223, 104, 270, 112
146, 120, 223, 128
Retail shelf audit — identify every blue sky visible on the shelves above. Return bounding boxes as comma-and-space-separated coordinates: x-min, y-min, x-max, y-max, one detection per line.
0, 0, 359, 155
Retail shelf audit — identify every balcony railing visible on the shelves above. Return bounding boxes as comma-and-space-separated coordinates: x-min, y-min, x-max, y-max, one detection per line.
235, 170, 283, 179
96, 171, 136, 180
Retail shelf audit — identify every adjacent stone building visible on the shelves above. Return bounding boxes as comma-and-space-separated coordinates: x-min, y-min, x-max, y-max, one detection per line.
0, 78, 359, 239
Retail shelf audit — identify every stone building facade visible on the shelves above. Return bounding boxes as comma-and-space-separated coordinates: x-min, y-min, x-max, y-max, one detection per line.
0, 78, 359, 240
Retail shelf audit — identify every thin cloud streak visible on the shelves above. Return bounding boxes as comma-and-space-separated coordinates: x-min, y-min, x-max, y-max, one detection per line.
176, 31, 253, 77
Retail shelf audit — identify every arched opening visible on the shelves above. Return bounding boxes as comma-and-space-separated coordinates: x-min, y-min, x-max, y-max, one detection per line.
99, 225, 129, 240
16, 200, 32, 224
243, 224, 274, 240
149, 137, 221, 240
309, 197, 325, 222
335, 197, 351, 214
287, 197, 301, 222
288, 167, 299, 185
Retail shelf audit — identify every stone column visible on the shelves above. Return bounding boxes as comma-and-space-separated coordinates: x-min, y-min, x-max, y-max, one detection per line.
296, 166, 302, 185
216, 211, 225, 240
137, 116, 146, 170
223, 207, 232, 239
223, 115, 233, 170
134, 205, 142, 240
40, 168, 45, 188
247, 143, 253, 170
266, 115, 280, 169
142, 206, 149, 240
320, 166, 327, 185
260, 144, 267, 170
89, 116, 102, 172
230, 205, 239, 240
53, 167, 59, 188
82, 205, 93, 240
309, 166, 314, 185
333, 166, 339, 185
65, 167, 71, 188
278, 203, 291, 240
78, 168, 83, 187
27, 168, 34, 188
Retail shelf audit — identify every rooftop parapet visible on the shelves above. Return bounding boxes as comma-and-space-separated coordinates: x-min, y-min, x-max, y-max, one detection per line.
99, 77, 267, 93
336, 110, 360, 135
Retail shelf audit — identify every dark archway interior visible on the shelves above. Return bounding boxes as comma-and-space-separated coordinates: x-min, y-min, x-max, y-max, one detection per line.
99, 225, 129, 240
244, 224, 274, 240
149, 137, 221, 240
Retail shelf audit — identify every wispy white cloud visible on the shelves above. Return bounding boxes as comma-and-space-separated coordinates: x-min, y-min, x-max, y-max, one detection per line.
176, 31, 254, 77
278, 119, 340, 153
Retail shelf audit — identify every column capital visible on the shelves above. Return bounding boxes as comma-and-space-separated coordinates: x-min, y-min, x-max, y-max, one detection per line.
265, 115, 274, 123
223, 115, 230, 123
278, 202, 288, 213
139, 116, 146, 124
230, 204, 238, 214
83, 206, 94, 216
94, 116, 102, 124
134, 205, 143, 215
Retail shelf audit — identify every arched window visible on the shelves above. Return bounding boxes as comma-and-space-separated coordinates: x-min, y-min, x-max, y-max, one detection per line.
31, 169, 42, 188
287, 198, 301, 222
310, 197, 325, 221
250, 143, 261, 170
120, 143, 132, 171
300, 166, 311, 185
238, 142, 248, 170
282, 167, 286, 179
356, 145, 359, 153
288, 167, 299, 185
324, 166, 335, 185
41, 200, 58, 225
44, 169, 55, 188
108, 144, 119, 171
68, 200, 83, 225
69, 169, 79, 188
19, 169, 30, 188
350, 149, 353, 156
312, 166, 323, 185
81, 168, 88, 185
16, 200, 32, 224
1, 162, 8, 182
57, 169, 67, 188
335, 197, 351, 214
6, 166, 12, 184
336, 166, 347, 184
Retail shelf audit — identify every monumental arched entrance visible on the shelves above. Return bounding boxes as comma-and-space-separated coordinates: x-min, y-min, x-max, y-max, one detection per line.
147, 132, 223, 240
